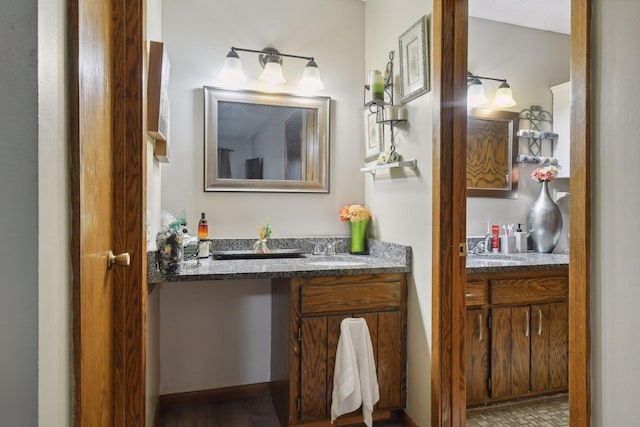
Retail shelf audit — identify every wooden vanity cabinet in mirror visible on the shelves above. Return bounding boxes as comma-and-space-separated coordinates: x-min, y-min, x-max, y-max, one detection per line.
465, 270, 568, 407
467, 108, 519, 198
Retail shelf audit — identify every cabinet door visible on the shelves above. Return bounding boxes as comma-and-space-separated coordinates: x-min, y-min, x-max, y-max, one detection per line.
531, 302, 568, 391
326, 312, 403, 414
491, 306, 531, 398
326, 314, 360, 417
376, 311, 404, 409
300, 317, 328, 421
466, 308, 489, 404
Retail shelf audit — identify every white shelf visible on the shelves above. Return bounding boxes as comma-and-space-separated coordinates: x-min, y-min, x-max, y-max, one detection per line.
360, 159, 417, 176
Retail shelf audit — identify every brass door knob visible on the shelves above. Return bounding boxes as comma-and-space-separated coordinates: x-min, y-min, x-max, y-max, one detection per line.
107, 250, 131, 268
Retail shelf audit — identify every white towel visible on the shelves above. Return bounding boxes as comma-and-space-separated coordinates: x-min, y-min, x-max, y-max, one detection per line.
330, 318, 379, 427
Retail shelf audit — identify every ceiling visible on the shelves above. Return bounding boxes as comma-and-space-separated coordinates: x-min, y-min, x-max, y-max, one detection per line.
358, 0, 570, 34
469, 0, 570, 35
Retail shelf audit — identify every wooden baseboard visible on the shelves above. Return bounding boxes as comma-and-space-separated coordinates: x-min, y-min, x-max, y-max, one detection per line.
152, 401, 160, 427
291, 410, 392, 427
158, 382, 272, 407
401, 410, 419, 427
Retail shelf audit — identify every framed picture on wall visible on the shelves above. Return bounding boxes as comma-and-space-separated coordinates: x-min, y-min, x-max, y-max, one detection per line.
399, 15, 430, 103
364, 108, 384, 161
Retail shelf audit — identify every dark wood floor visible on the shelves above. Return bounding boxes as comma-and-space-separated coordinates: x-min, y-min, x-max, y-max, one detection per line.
158, 395, 406, 427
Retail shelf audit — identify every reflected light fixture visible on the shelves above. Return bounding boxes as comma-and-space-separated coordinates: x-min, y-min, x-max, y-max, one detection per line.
218, 46, 324, 90
467, 72, 516, 108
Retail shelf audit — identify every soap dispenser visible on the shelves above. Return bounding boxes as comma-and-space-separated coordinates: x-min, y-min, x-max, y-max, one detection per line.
197, 212, 209, 239
515, 223, 527, 253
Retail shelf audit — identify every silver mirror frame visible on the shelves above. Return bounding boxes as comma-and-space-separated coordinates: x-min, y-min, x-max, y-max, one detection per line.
203, 86, 331, 193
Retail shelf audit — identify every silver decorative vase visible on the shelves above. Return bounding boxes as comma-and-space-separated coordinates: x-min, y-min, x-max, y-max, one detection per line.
528, 180, 562, 253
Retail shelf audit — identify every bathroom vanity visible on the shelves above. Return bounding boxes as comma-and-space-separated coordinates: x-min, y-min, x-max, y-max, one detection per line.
272, 272, 406, 426
148, 239, 411, 426
465, 253, 569, 407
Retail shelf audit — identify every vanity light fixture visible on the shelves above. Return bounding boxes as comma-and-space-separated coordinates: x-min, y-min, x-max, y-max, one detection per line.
218, 46, 324, 90
467, 72, 517, 108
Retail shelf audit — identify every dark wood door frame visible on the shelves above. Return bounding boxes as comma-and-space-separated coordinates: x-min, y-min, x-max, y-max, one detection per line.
431, 1, 468, 425
112, 0, 147, 424
431, 0, 591, 425
112, 0, 147, 427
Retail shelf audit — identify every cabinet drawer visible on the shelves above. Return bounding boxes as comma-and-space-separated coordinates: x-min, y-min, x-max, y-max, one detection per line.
491, 276, 568, 305
301, 282, 401, 315
466, 280, 488, 307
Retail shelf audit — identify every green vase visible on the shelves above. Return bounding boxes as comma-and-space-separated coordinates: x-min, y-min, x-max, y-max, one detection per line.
349, 219, 369, 254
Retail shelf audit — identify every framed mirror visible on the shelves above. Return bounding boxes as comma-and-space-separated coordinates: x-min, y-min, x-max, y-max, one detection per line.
466, 108, 519, 198
204, 86, 330, 192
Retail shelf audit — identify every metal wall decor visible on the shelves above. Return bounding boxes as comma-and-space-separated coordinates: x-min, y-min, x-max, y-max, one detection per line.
518, 105, 557, 156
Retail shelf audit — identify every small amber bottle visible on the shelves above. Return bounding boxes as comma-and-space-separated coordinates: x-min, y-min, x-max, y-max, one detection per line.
197, 212, 208, 239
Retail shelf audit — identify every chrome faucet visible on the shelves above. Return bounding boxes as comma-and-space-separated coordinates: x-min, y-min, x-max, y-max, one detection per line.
469, 241, 486, 254
323, 240, 341, 256
306, 240, 324, 255
483, 221, 492, 253
306, 240, 341, 256
483, 234, 492, 253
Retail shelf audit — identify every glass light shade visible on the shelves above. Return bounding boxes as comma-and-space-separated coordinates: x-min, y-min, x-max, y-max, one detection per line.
218, 51, 246, 84
467, 80, 488, 108
492, 82, 517, 108
298, 60, 324, 91
259, 57, 286, 84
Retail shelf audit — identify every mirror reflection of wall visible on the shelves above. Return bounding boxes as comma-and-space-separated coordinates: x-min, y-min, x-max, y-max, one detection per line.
218, 102, 312, 181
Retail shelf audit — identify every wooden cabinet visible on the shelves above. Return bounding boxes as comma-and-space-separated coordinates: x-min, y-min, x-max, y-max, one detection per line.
465, 280, 489, 405
530, 301, 568, 392
466, 270, 568, 406
272, 273, 407, 426
466, 307, 490, 404
491, 305, 532, 398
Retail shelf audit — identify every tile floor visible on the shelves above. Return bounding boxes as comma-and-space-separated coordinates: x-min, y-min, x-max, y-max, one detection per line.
466, 394, 568, 426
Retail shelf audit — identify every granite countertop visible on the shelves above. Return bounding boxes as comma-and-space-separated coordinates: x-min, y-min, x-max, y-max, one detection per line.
466, 252, 569, 274
148, 238, 412, 283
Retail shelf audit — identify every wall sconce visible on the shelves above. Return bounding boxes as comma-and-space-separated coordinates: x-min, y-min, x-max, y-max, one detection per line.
218, 46, 324, 91
467, 72, 517, 108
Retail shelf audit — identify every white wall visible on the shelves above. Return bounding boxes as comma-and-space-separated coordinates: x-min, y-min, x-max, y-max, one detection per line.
364, 1, 433, 425
158, 0, 365, 393
1, 0, 39, 426
592, 0, 640, 424
146, 0, 163, 423
37, 0, 71, 424
467, 18, 570, 252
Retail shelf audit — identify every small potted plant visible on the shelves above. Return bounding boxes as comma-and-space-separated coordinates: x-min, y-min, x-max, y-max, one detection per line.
253, 218, 272, 254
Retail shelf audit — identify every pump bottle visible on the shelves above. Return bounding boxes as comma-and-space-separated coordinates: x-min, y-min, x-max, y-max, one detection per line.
197, 212, 209, 239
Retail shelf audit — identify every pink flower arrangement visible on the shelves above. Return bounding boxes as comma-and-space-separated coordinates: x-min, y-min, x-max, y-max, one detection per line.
531, 165, 559, 182
339, 204, 372, 222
